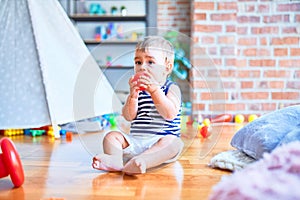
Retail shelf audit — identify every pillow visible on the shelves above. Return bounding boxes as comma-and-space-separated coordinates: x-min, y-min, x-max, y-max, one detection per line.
277, 124, 300, 147
230, 105, 300, 160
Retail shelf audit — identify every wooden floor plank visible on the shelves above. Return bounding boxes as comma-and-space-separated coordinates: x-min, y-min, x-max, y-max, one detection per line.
0, 124, 237, 200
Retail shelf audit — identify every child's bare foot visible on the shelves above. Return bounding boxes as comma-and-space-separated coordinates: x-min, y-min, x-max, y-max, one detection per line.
123, 157, 146, 175
92, 154, 123, 172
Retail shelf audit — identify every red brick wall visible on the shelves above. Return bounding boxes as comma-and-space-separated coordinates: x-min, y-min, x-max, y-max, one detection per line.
157, 0, 191, 36
157, 0, 191, 102
190, 0, 300, 117
157, 0, 300, 117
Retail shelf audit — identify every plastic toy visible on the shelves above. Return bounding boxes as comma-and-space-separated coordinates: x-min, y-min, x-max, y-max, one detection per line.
199, 126, 210, 138
131, 72, 148, 91
235, 114, 245, 124
120, 6, 127, 16
210, 114, 233, 123
3, 129, 24, 137
60, 129, 67, 136
46, 126, 54, 137
111, 6, 118, 15
248, 114, 258, 122
0, 137, 24, 187
89, 4, 105, 15
66, 132, 73, 141
202, 118, 211, 126
186, 116, 196, 126
109, 116, 117, 128
106, 56, 112, 66
30, 130, 45, 137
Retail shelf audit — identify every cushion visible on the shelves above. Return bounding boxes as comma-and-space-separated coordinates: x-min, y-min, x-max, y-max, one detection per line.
230, 105, 300, 160
277, 124, 300, 147
209, 150, 255, 171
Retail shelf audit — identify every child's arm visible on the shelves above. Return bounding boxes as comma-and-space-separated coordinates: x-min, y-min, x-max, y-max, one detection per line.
149, 84, 181, 121
122, 76, 139, 121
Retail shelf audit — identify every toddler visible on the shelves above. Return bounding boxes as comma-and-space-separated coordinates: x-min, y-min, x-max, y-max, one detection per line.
92, 36, 183, 175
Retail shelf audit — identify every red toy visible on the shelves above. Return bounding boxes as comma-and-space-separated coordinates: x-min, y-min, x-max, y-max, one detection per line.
210, 114, 233, 123
200, 126, 210, 138
0, 137, 24, 187
132, 72, 148, 91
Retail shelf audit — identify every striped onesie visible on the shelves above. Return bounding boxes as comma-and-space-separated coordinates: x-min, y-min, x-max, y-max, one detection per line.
120, 79, 183, 162
130, 79, 181, 138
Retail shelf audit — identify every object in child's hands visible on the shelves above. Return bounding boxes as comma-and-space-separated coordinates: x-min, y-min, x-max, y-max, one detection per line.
234, 114, 245, 124
0, 137, 24, 187
132, 72, 148, 91
210, 114, 233, 123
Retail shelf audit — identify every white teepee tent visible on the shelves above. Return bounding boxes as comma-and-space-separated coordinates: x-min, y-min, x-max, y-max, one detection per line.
0, 0, 122, 137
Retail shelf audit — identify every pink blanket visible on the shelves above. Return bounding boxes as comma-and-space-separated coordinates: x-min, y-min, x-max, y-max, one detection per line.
209, 141, 300, 200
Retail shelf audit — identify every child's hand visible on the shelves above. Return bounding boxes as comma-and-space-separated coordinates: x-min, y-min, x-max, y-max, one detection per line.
129, 76, 140, 99
140, 72, 160, 94
132, 72, 148, 91
130, 71, 160, 94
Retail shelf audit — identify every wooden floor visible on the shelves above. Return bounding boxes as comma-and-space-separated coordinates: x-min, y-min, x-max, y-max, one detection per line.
0, 124, 240, 200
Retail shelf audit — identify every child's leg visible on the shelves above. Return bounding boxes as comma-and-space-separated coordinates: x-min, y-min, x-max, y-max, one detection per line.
92, 131, 129, 172
123, 135, 183, 175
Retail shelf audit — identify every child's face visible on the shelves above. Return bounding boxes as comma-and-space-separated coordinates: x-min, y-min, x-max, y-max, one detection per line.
134, 48, 172, 84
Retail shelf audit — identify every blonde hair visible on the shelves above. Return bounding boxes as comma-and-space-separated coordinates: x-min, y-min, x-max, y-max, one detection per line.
135, 36, 175, 64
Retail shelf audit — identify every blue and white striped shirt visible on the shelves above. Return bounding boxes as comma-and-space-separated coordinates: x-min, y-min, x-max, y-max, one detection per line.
130, 80, 181, 137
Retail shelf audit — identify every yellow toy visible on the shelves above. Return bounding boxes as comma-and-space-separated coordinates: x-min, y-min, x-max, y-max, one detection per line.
248, 114, 258, 122
235, 114, 245, 124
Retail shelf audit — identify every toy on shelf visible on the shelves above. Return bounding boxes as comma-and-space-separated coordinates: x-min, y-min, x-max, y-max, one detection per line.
106, 56, 112, 67
116, 24, 124, 39
76, 0, 87, 14
120, 6, 127, 16
111, 6, 118, 15
89, 3, 105, 15
0, 137, 24, 187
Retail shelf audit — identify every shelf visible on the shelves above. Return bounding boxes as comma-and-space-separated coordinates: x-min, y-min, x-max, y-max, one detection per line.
70, 14, 147, 22
84, 39, 139, 45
